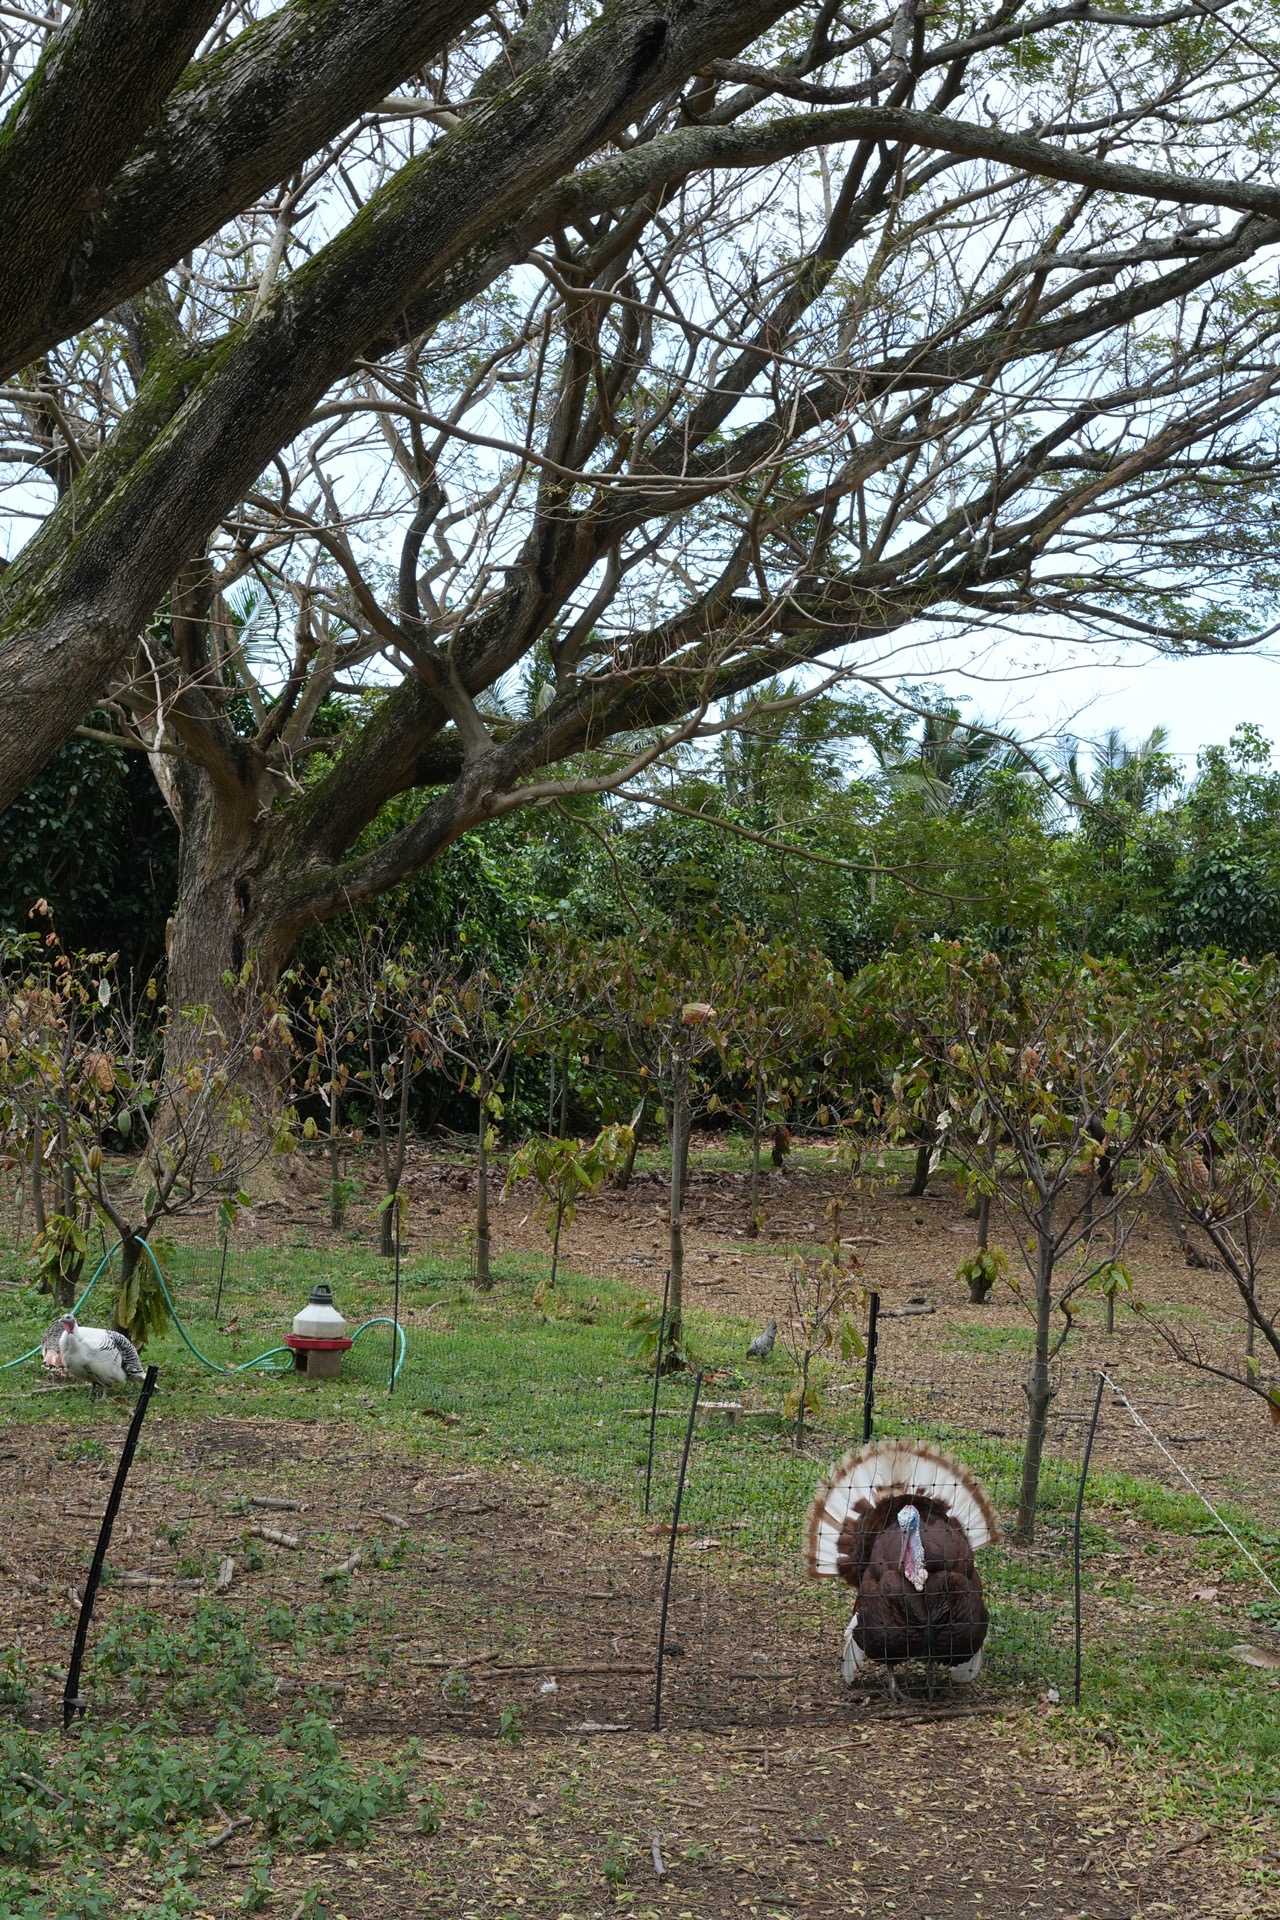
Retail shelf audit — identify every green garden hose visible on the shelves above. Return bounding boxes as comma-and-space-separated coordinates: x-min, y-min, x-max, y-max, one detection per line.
1, 1237, 407, 1384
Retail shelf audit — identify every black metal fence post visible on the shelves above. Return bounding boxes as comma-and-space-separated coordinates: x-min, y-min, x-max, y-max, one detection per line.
213, 1218, 230, 1322
1073, 1372, 1106, 1705
63, 1364, 159, 1728
653, 1369, 702, 1733
643, 1267, 672, 1518
390, 1200, 402, 1395
861, 1290, 881, 1444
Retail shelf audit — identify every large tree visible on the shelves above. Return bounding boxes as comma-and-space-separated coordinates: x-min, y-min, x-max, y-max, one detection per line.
5, 0, 1280, 1037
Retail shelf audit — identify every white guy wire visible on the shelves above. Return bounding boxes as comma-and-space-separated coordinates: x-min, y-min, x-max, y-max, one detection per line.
1099, 1370, 1280, 1598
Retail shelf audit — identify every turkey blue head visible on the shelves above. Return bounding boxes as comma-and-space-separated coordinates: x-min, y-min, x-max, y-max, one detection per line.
897, 1504, 926, 1589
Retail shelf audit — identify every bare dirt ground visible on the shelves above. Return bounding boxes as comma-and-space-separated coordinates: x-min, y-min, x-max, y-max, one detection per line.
59, 1716, 1257, 1920
3, 1418, 1058, 1739
279, 1134, 1278, 1511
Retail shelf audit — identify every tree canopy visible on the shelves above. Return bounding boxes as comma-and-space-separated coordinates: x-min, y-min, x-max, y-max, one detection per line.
5, 3, 1280, 1020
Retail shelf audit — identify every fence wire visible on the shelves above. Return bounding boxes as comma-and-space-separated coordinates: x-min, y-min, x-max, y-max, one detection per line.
1, 1246, 1100, 1735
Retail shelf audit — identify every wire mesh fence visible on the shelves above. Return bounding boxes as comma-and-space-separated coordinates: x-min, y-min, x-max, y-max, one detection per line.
0, 1242, 1101, 1736
647, 1338, 1095, 1729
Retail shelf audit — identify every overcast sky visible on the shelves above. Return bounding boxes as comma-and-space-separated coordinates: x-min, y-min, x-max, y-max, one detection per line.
852, 623, 1280, 773
1001, 646, 1280, 768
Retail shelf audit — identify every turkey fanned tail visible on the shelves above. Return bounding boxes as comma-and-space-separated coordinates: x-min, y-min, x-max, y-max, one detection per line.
804, 1440, 998, 1674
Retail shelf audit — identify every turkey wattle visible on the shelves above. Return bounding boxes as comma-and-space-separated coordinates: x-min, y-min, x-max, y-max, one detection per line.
57, 1315, 145, 1397
41, 1319, 67, 1373
804, 1440, 997, 1684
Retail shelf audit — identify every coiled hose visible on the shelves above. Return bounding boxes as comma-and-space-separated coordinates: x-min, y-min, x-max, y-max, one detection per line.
1, 1237, 406, 1385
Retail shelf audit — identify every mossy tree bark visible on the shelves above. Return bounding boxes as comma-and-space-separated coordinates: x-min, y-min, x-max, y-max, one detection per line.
0, 0, 796, 803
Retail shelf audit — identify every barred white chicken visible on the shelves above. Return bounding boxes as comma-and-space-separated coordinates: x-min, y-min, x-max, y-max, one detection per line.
57, 1314, 145, 1397
41, 1318, 67, 1373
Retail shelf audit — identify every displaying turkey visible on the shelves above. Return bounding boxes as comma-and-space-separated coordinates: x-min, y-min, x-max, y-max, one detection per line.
57, 1314, 146, 1398
804, 1439, 997, 1687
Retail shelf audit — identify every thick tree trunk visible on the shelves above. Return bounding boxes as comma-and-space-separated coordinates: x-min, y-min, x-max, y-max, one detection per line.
160, 766, 303, 1195
1, 0, 793, 807
165, 771, 281, 1032
1015, 1201, 1057, 1545
0, 0, 490, 385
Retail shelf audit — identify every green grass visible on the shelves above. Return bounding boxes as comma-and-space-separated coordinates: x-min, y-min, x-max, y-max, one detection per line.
1076, 1622, 1280, 1831
942, 1319, 1035, 1355
1062, 1463, 1280, 1844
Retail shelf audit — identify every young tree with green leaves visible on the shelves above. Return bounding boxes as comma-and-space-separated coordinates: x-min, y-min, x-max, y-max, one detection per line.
505, 1122, 630, 1294
779, 1199, 865, 1447
1140, 958, 1280, 1424
884, 944, 1167, 1541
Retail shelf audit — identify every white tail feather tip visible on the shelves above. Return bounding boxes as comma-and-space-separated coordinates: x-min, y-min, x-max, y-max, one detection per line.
805, 1438, 998, 1578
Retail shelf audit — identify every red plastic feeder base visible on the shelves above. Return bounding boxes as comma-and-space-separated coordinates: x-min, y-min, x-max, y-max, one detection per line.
285, 1333, 354, 1379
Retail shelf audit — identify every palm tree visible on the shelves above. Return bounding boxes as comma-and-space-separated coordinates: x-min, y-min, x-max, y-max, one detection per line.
875, 714, 1031, 816
1058, 726, 1178, 821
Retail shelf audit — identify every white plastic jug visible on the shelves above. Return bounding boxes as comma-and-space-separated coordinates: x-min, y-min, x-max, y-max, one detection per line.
292, 1283, 347, 1340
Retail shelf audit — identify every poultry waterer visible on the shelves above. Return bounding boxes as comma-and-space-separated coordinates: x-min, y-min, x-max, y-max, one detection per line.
285, 1283, 353, 1379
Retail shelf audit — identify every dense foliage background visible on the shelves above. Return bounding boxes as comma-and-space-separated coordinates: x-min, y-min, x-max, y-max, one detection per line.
9, 697, 1278, 979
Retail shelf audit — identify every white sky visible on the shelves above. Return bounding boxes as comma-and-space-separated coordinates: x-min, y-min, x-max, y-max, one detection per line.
985, 645, 1280, 767
845, 622, 1280, 772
